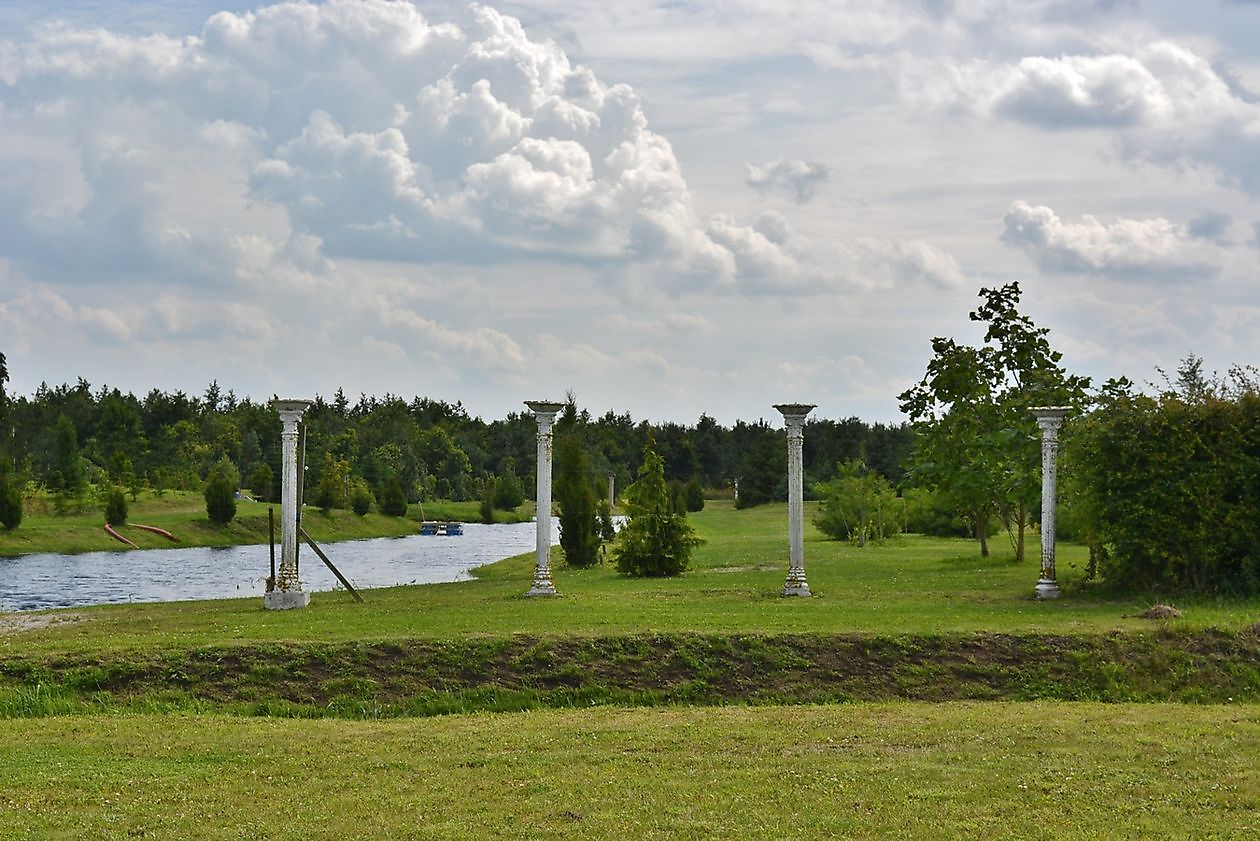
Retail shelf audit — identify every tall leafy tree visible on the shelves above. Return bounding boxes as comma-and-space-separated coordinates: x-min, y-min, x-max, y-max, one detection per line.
898, 283, 1088, 559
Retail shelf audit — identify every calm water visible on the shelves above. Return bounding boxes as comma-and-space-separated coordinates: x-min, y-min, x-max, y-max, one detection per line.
0, 518, 558, 612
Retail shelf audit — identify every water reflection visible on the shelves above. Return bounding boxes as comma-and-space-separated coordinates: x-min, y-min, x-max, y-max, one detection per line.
0, 518, 558, 612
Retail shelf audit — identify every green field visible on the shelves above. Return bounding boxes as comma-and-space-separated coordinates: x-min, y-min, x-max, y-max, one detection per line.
2, 501, 1258, 837
4, 501, 1256, 659
1, 704, 1256, 839
0, 490, 531, 557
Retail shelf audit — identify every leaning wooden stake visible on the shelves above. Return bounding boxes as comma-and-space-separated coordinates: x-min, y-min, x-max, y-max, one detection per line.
295, 422, 306, 574
299, 526, 364, 603
268, 506, 276, 590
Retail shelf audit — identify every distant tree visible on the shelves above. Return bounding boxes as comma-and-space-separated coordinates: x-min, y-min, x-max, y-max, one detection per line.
683, 476, 705, 512
554, 403, 600, 568
104, 486, 128, 526
204, 458, 239, 524
734, 423, 783, 509
492, 460, 525, 510
0, 469, 21, 531
479, 478, 496, 524
50, 414, 85, 514
378, 473, 408, 517
350, 479, 373, 516
249, 462, 274, 503
614, 435, 703, 577
313, 452, 351, 513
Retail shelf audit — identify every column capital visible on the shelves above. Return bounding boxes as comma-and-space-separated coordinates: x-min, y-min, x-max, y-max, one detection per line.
774, 403, 816, 434
525, 400, 565, 420
1031, 405, 1071, 431
270, 398, 313, 428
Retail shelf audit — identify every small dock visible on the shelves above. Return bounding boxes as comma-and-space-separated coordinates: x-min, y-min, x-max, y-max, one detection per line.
419, 521, 463, 536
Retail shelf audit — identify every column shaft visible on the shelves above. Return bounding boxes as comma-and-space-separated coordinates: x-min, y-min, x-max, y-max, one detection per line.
524, 400, 564, 597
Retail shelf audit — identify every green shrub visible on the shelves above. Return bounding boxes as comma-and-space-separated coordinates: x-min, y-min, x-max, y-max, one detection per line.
204, 458, 239, 525
350, 480, 373, 516
1068, 369, 1260, 594
614, 436, 702, 577
479, 478, 496, 524
104, 485, 128, 526
249, 463, 274, 503
492, 465, 525, 510
683, 477, 705, 512
813, 461, 902, 545
378, 474, 408, 517
902, 486, 976, 538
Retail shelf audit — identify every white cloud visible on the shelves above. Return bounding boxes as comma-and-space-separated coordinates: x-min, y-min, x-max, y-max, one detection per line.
921, 41, 1260, 192
0, 0, 958, 302
1001, 200, 1225, 279
745, 158, 830, 202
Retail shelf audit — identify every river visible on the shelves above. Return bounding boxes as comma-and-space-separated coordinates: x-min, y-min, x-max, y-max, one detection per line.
0, 518, 558, 612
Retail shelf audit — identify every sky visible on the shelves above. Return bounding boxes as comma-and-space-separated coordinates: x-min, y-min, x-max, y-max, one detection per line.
1, 0, 1259, 424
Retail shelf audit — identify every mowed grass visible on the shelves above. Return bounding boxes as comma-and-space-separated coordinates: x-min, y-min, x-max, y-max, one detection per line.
0, 491, 529, 557
5, 500, 1258, 658
0, 703, 1256, 839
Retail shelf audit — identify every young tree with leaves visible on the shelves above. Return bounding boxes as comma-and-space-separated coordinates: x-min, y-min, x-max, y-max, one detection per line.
898, 283, 1089, 559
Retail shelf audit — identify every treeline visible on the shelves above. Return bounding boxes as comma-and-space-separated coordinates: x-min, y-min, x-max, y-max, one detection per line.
0, 370, 910, 513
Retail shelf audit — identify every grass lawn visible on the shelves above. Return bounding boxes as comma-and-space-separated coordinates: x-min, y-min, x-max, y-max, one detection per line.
4, 500, 1257, 659
1, 703, 1256, 839
0, 490, 531, 557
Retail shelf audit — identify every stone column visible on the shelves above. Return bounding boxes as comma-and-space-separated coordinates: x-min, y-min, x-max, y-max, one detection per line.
266, 399, 312, 610
608, 474, 616, 510
1032, 406, 1070, 600
775, 403, 816, 597
525, 400, 565, 597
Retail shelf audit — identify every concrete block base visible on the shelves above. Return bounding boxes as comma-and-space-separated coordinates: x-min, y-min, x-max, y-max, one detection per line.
525, 581, 559, 597
781, 584, 812, 597
264, 590, 311, 610
1034, 578, 1061, 600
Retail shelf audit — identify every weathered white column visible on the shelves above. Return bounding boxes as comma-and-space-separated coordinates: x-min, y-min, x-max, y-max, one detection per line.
775, 403, 815, 597
1032, 406, 1070, 600
266, 399, 312, 610
608, 474, 616, 509
525, 400, 565, 597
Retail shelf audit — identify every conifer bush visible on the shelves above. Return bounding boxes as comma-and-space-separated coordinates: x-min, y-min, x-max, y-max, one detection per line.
614, 436, 702, 578
104, 486, 128, 526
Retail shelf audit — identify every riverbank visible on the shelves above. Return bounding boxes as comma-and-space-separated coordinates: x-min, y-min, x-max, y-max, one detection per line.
0, 490, 533, 557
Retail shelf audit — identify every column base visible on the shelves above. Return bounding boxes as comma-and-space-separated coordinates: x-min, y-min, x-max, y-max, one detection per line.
1034, 578, 1061, 600
264, 590, 311, 610
525, 576, 559, 597
782, 570, 811, 597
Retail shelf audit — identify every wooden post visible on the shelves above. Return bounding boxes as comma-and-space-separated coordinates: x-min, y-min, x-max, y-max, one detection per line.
268, 506, 276, 588
299, 527, 364, 603
295, 422, 306, 575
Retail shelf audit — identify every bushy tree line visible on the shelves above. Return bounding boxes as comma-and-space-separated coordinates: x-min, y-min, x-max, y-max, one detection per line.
1065, 362, 1260, 595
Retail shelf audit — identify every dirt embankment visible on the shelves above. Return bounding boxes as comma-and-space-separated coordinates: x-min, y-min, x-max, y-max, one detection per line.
4, 628, 1258, 715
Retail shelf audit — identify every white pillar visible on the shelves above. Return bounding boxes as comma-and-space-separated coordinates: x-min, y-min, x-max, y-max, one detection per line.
525, 400, 565, 597
775, 403, 815, 597
1032, 407, 1070, 600
266, 399, 312, 610
608, 474, 616, 510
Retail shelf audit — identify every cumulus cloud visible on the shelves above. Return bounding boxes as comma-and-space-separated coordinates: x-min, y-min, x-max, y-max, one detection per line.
0, 0, 957, 304
745, 159, 830, 202
919, 41, 1260, 192
1001, 200, 1225, 279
